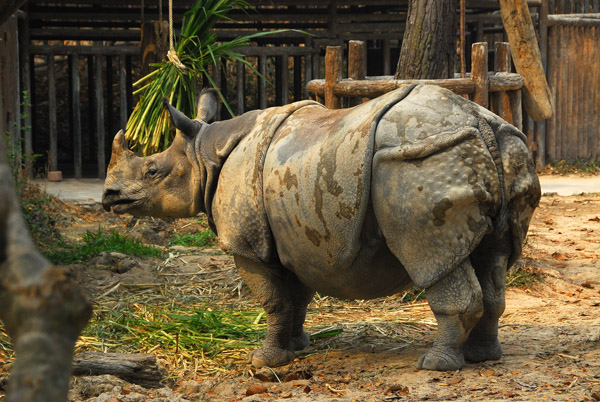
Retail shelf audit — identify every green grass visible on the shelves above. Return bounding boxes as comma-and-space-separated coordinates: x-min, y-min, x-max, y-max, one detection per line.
169, 229, 216, 248
506, 265, 544, 288
47, 228, 164, 264
84, 305, 265, 359
547, 157, 600, 175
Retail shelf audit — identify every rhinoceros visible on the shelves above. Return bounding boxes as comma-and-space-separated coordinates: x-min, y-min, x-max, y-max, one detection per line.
102, 84, 540, 371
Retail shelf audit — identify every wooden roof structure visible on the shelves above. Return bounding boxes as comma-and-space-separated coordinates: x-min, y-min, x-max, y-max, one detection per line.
24, 0, 526, 43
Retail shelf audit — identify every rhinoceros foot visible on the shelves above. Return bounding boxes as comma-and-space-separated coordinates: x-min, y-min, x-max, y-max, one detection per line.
416, 348, 465, 371
462, 338, 502, 362
250, 347, 295, 368
290, 331, 311, 351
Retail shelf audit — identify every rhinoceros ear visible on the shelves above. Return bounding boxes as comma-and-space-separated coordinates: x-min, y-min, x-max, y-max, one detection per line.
163, 98, 203, 140
195, 88, 219, 122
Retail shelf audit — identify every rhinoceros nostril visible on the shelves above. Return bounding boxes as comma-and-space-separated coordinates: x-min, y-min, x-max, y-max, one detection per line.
104, 188, 121, 198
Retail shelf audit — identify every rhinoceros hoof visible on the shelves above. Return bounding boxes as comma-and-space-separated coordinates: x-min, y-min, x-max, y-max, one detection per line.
463, 339, 502, 363
250, 347, 295, 368
416, 349, 465, 371
290, 331, 311, 351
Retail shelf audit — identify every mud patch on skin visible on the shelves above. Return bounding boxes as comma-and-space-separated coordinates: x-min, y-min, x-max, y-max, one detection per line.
432, 198, 453, 226
283, 167, 298, 190
304, 226, 321, 247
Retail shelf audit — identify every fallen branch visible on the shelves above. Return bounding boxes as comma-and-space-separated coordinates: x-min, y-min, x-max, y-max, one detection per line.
72, 352, 166, 388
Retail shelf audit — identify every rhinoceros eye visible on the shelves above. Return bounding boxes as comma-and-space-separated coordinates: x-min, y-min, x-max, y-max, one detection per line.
146, 164, 159, 178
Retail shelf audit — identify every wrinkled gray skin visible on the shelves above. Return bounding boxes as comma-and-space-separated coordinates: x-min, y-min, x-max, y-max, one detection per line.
103, 85, 540, 371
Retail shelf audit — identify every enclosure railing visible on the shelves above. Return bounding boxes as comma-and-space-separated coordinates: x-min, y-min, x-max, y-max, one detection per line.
306, 41, 524, 132
29, 44, 138, 179
27, 43, 321, 179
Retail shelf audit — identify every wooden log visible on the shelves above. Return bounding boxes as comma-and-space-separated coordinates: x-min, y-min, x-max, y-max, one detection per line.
471, 42, 489, 108
72, 352, 165, 388
47, 55, 58, 172
324, 46, 342, 109
499, 0, 554, 120
307, 77, 476, 99
70, 54, 82, 179
348, 40, 367, 106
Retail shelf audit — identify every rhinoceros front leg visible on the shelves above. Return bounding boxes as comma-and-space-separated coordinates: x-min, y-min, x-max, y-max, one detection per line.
462, 234, 511, 362
418, 259, 483, 371
234, 255, 313, 368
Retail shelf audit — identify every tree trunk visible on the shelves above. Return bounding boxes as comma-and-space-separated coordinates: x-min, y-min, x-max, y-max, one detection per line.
395, 0, 459, 80
0, 134, 92, 402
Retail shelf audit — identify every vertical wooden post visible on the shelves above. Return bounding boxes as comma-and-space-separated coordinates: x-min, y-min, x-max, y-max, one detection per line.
382, 39, 391, 76
212, 61, 222, 120
18, 12, 32, 158
471, 42, 489, 108
236, 59, 245, 115
258, 55, 267, 109
71, 54, 82, 179
293, 55, 302, 102
94, 55, 105, 180
47, 54, 57, 172
119, 54, 127, 130
491, 42, 511, 122
348, 40, 366, 106
280, 55, 289, 105
324, 46, 342, 109
105, 55, 114, 138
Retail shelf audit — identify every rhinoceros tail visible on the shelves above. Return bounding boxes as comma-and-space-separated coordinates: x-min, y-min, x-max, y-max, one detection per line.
476, 115, 508, 235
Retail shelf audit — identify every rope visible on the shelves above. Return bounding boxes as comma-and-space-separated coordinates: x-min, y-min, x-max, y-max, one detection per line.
167, 0, 187, 73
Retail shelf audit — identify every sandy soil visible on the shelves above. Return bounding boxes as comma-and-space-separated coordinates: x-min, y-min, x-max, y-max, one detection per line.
9, 191, 600, 401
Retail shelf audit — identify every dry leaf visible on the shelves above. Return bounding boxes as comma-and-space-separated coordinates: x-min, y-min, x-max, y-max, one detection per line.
387, 384, 409, 394
246, 384, 268, 396
253, 372, 274, 382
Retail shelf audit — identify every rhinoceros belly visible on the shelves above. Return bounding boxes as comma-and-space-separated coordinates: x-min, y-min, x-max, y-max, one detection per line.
262, 101, 413, 299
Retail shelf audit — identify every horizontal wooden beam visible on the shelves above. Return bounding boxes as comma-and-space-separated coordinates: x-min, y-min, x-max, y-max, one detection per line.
307, 73, 523, 99
30, 45, 139, 56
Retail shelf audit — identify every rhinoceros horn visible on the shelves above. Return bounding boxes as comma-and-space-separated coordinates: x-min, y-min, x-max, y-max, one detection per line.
162, 98, 203, 139
111, 130, 129, 157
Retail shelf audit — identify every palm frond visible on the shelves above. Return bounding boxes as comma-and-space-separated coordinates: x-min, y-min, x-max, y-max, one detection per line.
125, 0, 280, 155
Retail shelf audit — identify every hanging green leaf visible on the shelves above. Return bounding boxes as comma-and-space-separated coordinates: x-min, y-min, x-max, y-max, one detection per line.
125, 0, 300, 155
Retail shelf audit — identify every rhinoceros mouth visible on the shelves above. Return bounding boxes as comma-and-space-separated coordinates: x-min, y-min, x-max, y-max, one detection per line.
103, 198, 138, 214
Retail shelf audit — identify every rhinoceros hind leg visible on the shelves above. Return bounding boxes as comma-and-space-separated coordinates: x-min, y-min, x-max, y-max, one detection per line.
462, 234, 511, 362
417, 259, 483, 371
234, 255, 313, 367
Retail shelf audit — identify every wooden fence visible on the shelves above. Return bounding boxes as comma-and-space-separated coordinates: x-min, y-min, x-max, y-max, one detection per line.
544, 13, 600, 161
306, 41, 524, 132
28, 44, 321, 179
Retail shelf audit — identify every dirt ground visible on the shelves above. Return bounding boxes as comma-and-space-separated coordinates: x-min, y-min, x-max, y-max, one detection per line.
9, 188, 600, 401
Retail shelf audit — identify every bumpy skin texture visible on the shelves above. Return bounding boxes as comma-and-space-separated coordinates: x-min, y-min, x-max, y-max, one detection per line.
103, 84, 541, 371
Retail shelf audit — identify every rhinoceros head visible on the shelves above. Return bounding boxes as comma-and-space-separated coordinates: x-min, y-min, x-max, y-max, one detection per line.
102, 89, 218, 219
